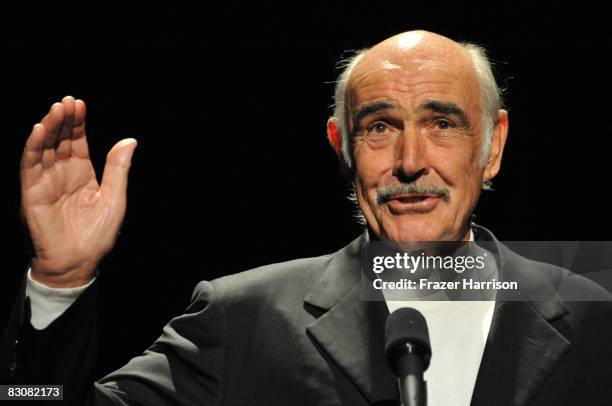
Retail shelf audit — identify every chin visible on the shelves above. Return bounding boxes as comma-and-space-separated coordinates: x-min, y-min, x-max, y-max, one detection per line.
381, 216, 448, 242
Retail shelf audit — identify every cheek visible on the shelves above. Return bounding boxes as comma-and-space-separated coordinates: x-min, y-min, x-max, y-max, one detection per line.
354, 147, 393, 187
429, 141, 481, 187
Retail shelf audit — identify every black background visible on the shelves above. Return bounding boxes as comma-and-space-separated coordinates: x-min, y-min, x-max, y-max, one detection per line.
2, 1, 611, 375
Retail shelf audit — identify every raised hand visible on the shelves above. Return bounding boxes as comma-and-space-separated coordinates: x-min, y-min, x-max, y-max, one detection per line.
20, 96, 137, 287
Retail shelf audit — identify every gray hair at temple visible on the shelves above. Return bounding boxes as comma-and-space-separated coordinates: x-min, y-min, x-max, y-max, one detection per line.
331, 42, 504, 192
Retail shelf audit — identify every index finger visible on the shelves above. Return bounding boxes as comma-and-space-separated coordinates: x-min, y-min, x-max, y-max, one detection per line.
20, 123, 46, 170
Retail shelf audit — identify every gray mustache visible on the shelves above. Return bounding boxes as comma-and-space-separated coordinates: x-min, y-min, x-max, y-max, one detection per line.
377, 183, 450, 205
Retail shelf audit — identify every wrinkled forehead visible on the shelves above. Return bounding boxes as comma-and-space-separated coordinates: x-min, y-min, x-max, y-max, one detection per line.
347, 36, 480, 109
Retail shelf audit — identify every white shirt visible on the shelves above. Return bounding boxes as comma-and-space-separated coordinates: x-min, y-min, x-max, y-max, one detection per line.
383, 230, 496, 406
25, 269, 96, 330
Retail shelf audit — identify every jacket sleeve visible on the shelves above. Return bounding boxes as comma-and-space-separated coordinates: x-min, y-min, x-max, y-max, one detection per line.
93, 280, 227, 405
0, 267, 100, 405
2, 274, 227, 406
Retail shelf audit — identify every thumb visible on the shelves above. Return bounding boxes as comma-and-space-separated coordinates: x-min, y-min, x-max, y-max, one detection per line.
100, 138, 138, 201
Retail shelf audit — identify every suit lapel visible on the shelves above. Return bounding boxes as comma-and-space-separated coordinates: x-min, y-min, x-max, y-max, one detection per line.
471, 226, 572, 406
304, 233, 397, 405
471, 300, 570, 406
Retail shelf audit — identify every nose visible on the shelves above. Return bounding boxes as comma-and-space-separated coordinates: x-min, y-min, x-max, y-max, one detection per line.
393, 126, 429, 183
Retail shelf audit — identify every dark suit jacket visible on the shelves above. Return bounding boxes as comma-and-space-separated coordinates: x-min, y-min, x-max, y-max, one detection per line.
2, 225, 612, 405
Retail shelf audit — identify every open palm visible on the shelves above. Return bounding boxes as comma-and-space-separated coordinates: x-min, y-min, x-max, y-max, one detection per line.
20, 96, 137, 287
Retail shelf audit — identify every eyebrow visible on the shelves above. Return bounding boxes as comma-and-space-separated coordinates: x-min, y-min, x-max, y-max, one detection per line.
420, 100, 471, 128
352, 101, 397, 131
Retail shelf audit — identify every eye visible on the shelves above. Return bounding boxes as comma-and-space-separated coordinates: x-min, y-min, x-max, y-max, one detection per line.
434, 118, 455, 130
366, 121, 391, 137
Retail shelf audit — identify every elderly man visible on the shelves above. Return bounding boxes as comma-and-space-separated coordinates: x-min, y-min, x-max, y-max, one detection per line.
2, 30, 612, 405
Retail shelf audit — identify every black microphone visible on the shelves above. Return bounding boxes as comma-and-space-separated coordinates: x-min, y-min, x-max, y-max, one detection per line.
385, 308, 432, 406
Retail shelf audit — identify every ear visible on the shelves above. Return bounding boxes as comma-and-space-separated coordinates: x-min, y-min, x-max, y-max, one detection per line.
483, 109, 509, 181
326, 117, 342, 156
327, 117, 355, 180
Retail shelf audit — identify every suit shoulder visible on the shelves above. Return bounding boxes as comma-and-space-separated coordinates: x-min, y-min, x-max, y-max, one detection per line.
502, 245, 612, 303
190, 253, 335, 305
222, 253, 333, 288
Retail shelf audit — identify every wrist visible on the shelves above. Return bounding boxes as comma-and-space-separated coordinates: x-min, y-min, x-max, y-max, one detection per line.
31, 259, 98, 288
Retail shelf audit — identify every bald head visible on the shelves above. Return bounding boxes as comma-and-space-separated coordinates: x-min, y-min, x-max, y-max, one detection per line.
352, 30, 477, 79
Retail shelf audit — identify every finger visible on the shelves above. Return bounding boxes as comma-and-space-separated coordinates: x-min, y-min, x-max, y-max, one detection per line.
70, 99, 90, 159
40, 102, 64, 168
56, 96, 76, 160
40, 102, 64, 149
20, 124, 47, 191
100, 138, 138, 203
20, 123, 46, 170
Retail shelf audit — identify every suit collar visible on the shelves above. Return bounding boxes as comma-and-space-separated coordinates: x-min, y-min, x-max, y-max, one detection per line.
472, 223, 569, 320
304, 231, 397, 404
303, 233, 364, 311
471, 224, 572, 406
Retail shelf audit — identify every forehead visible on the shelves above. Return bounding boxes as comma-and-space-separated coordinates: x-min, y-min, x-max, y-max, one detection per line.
347, 44, 480, 115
